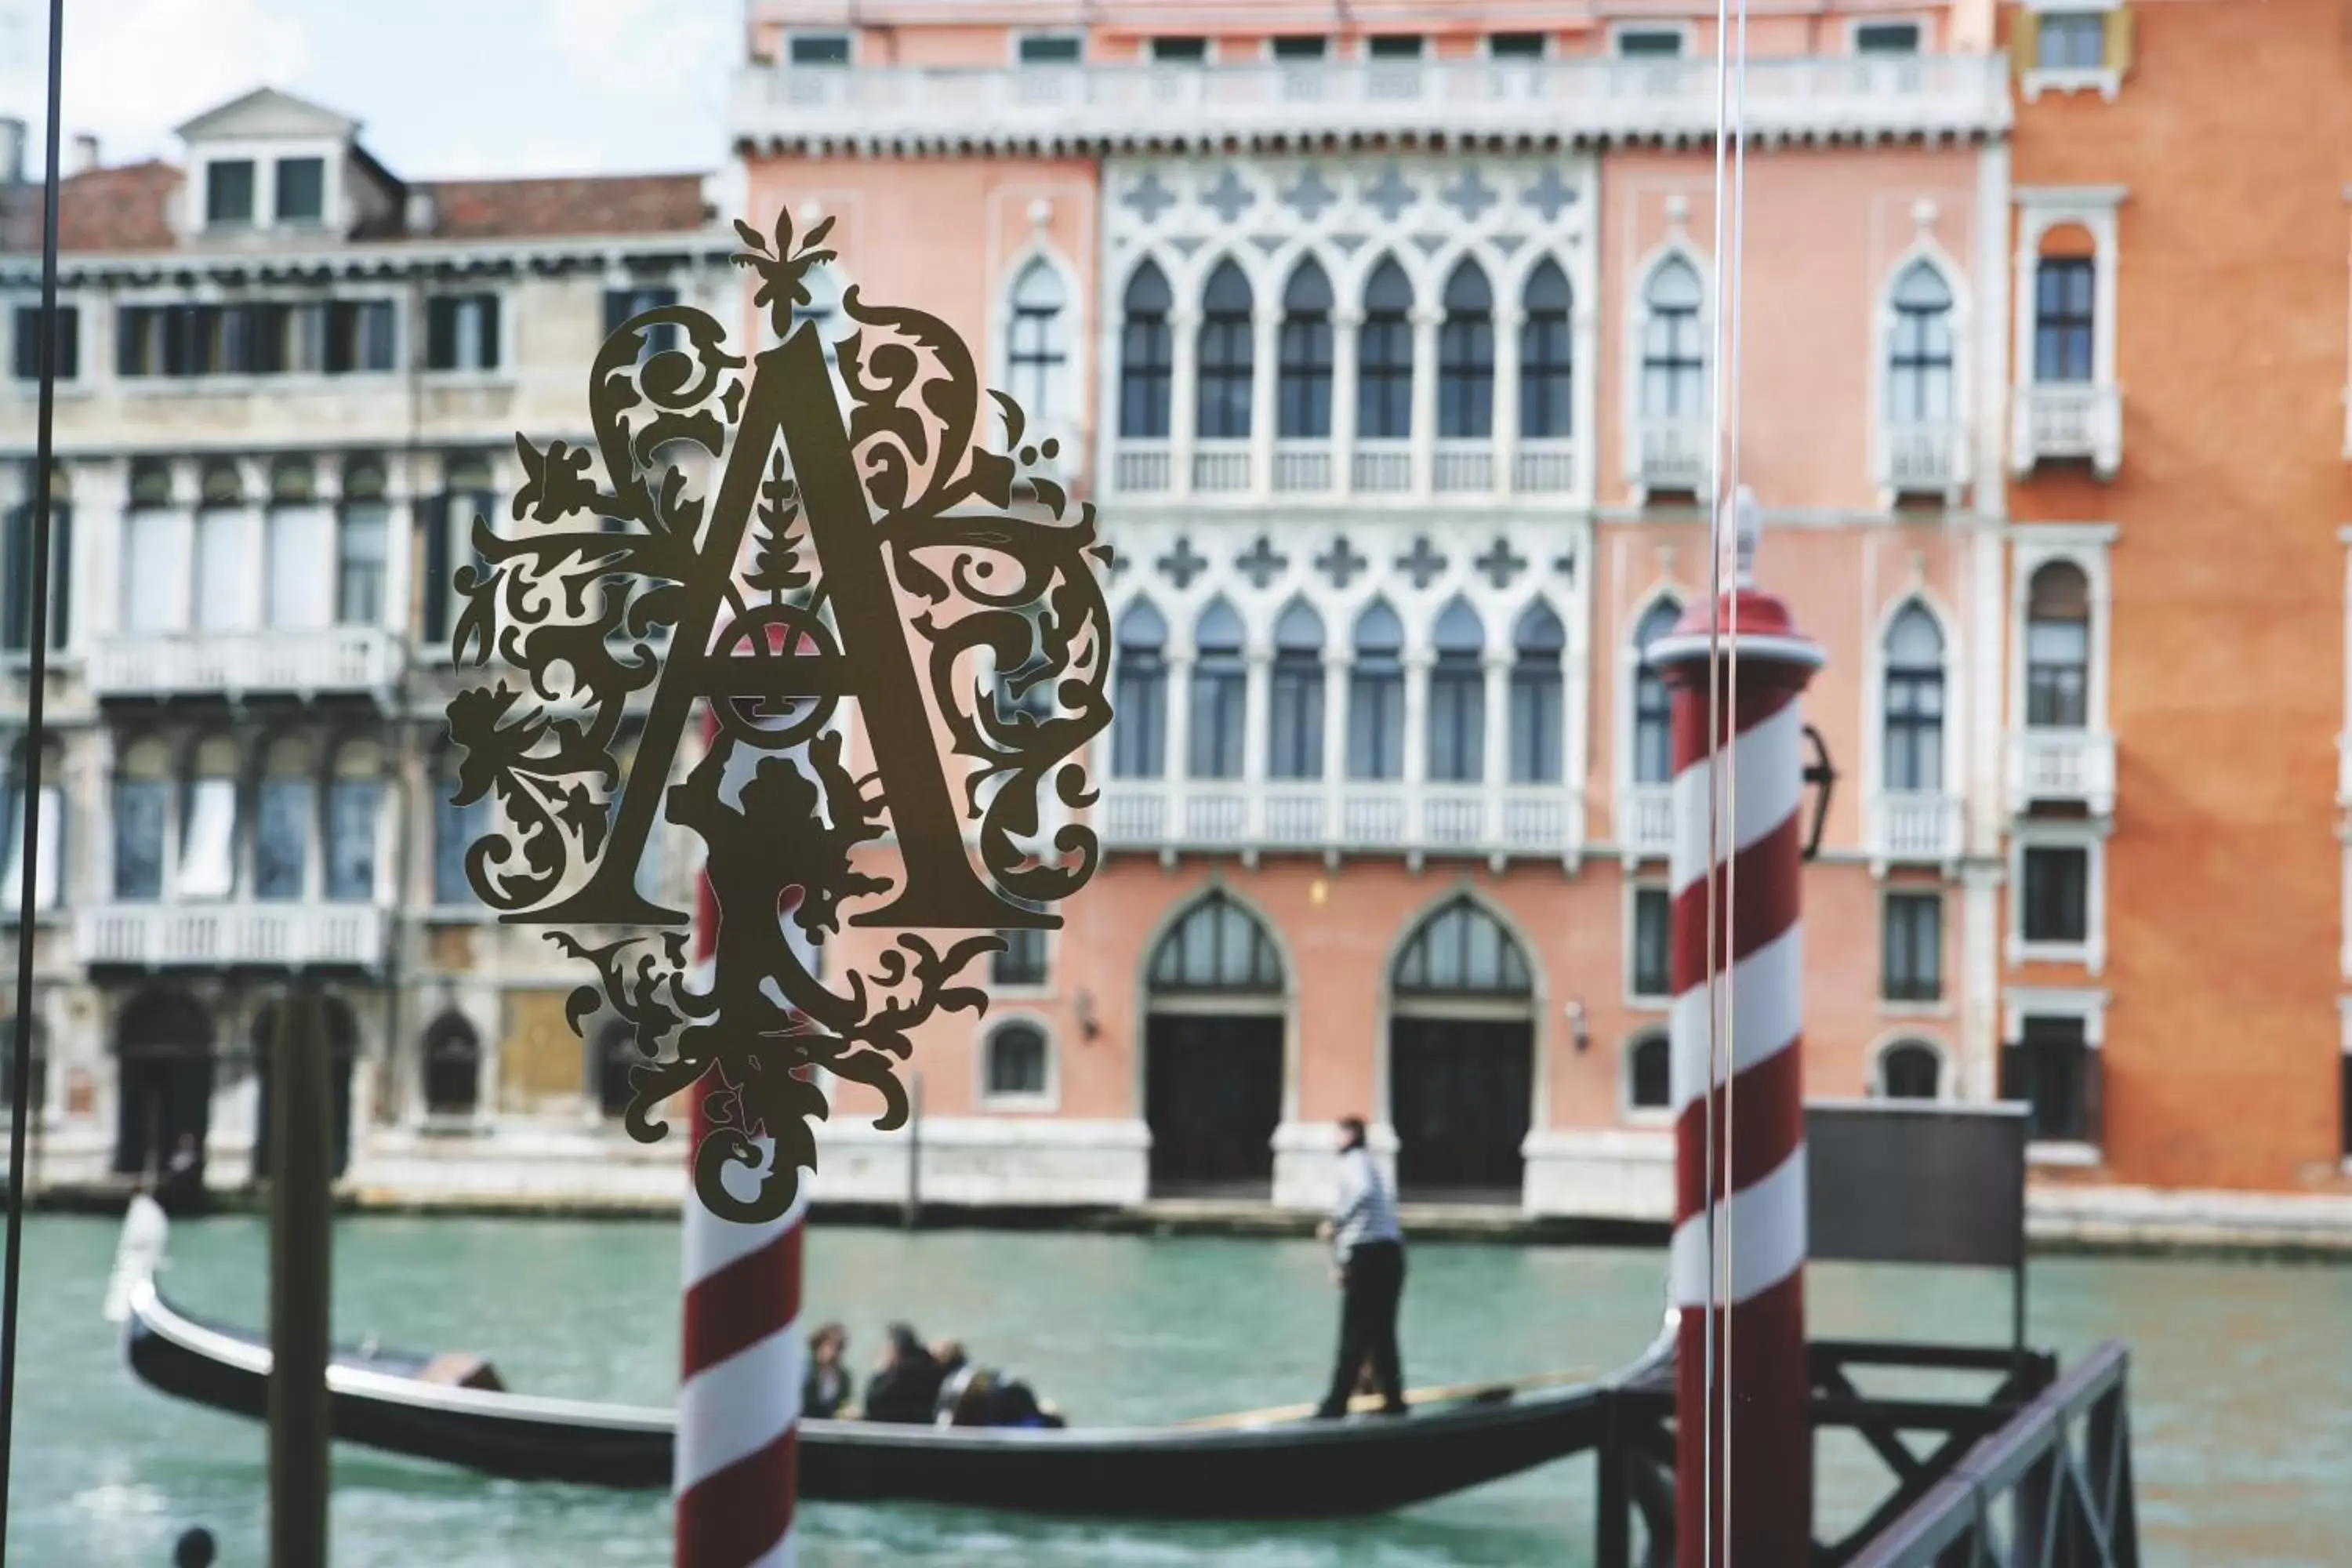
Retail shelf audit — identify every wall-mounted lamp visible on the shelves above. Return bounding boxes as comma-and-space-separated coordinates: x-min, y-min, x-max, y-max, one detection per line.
1565, 997, 1591, 1054
1075, 989, 1101, 1041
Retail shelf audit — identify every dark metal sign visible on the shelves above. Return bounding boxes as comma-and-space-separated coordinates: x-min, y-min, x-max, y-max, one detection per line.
445, 211, 1112, 1221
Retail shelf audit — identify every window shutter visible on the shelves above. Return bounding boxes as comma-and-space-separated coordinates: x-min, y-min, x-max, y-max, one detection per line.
49, 503, 70, 650
325, 302, 354, 375
1998, 1040, 2024, 1104
56, 307, 77, 382
479, 295, 503, 370
603, 289, 630, 337
0, 506, 27, 652
2103, 8, 2134, 74
2010, 12, 2040, 75
426, 298, 456, 371
2082, 1049, 2105, 1149
420, 495, 451, 646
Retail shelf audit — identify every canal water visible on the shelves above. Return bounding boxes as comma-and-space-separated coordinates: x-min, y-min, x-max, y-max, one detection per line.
5, 1214, 2346, 1566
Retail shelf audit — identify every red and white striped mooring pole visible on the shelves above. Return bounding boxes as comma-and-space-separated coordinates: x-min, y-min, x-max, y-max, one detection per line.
1651, 492, 1823, 1567
676, 710, 806, 1568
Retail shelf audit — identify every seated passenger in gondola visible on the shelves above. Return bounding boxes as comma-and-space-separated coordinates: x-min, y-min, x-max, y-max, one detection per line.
802, 1323, 851, 1421
862, 1323, 946, 1424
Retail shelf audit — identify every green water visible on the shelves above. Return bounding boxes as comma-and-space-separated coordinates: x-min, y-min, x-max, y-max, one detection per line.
3, 1216, 2346, 1566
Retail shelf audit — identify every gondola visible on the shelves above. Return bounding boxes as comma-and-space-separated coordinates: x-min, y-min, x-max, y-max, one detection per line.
108, 1207, 1677, 1521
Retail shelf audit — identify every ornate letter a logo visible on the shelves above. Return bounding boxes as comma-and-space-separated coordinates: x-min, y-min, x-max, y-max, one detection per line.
445, 212, 1112, 1221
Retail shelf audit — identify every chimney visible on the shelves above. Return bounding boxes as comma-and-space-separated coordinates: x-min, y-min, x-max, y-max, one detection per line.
71, 134, 98, 175
403, 190, 437, 234
0, 121, 22, 186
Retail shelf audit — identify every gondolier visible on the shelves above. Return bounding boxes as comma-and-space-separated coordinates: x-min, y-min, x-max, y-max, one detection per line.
1313, 1116, 1409, 1419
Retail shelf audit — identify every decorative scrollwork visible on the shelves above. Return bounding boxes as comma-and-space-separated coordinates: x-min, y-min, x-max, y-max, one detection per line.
445, 207, 1112, 1222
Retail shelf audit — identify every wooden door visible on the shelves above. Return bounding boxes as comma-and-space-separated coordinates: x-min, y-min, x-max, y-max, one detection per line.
1388, 1017, 1533, 1201
1145, 1013, 1283, 1196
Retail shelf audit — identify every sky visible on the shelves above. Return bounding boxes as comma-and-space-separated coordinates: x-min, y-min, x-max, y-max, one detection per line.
0, 0, 745, 181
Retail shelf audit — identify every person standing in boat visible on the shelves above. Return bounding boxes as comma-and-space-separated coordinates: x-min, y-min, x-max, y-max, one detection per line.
1312, 1116, 1409, 1418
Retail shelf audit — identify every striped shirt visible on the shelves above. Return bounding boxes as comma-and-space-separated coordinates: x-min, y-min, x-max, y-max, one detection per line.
1330, 1146, 1403, 1260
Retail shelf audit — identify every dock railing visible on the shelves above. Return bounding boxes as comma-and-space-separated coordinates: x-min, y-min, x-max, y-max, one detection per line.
1847, 1338, 2141, 1568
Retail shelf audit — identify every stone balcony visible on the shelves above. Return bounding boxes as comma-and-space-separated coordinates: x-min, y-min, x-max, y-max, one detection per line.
732, 55, 2012, 155
78, 902, 390, 971
1635, 418, 1711, 499
1881, 419, 1970, 501
1099, 779, 1581, 866
1110, 434, 1580, 503
88, 627, 399, 702
1616, 783, 1676, 862
2007, 728, 2117, 818
2012, 383, 2122, 478
1868, 790, 1963, 872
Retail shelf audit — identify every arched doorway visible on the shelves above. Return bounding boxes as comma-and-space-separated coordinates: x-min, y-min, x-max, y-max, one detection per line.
1143, 891, 1287, 1197
249, 996, 359, 1180
1387, 897, 1537, 1202
420, 1011, 482, 1120
114, 988, 216, 1180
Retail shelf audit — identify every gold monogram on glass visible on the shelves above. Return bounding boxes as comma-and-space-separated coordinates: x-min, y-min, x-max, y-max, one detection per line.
443, 211, 1113, 1222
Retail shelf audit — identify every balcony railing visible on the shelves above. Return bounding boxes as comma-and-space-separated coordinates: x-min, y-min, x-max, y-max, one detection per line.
1272, 441, 1334, 495
1637, 419, 1711, 496
1433, 441, 1494, 494
1617, 783, 1676, 860
1191, 439, 1252, 495
2007, 728, 2117, 816
79, 902, 389, 970
1515, 437, 1578, 494
1352, 440, 1412, 495
1869, 791, 1963, 869
1882, 419, 1969, 498
89, 628, 398, 701
1113, 439, 1174, 495
1098, 779, 1580, 861
734, 56, 2012, 154
2012, 383, 2122, 478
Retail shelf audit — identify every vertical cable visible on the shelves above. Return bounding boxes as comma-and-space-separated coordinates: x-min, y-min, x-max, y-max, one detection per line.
0, 0, 68, 1546
1700, 3, 1733, 1562
1717, 0, 1753, 1547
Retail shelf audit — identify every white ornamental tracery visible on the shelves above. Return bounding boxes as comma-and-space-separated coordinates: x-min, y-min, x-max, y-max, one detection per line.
1097, 154, 1599, 509
1095, 513, 1590, 869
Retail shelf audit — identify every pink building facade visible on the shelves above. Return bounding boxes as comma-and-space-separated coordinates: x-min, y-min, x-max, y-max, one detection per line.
734, 2, 2019, 1215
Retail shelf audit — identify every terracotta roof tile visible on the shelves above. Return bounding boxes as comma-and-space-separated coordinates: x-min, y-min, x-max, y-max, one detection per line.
417, 174, 711, 240
0, 165, 710, 256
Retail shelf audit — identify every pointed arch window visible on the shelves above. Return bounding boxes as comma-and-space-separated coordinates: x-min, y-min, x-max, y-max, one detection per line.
1268, 599, 1325, 780
1008, 259, 1069, 430
1348, 601, 1406, 781
1189, 599, 1247, 780
1632, 599, 1682, 785
1509, 600, 1566, 784
1357, 258, 1414, 441
1436, 260, 1494, 439
1112, 600, 1170, 779
1119, 263, 1174, 438
1196, 260, 1254, 441
1888, 262, 1955, 422
1149, 891, 1283, 993
180, 735, 239, 902
1519, 260, 1573, 439
1641, 257, 1706, 418
113, 736, 170, 900
434, 746, 489, 906
1277, 260, 1334, 438
1427, 597, 1486, 783
1, 740, 64, 914
1883, 604, 1945, 793
255, 736, 314, 902
1394, 897, 1532, 995
2024, 563, 2089, 729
